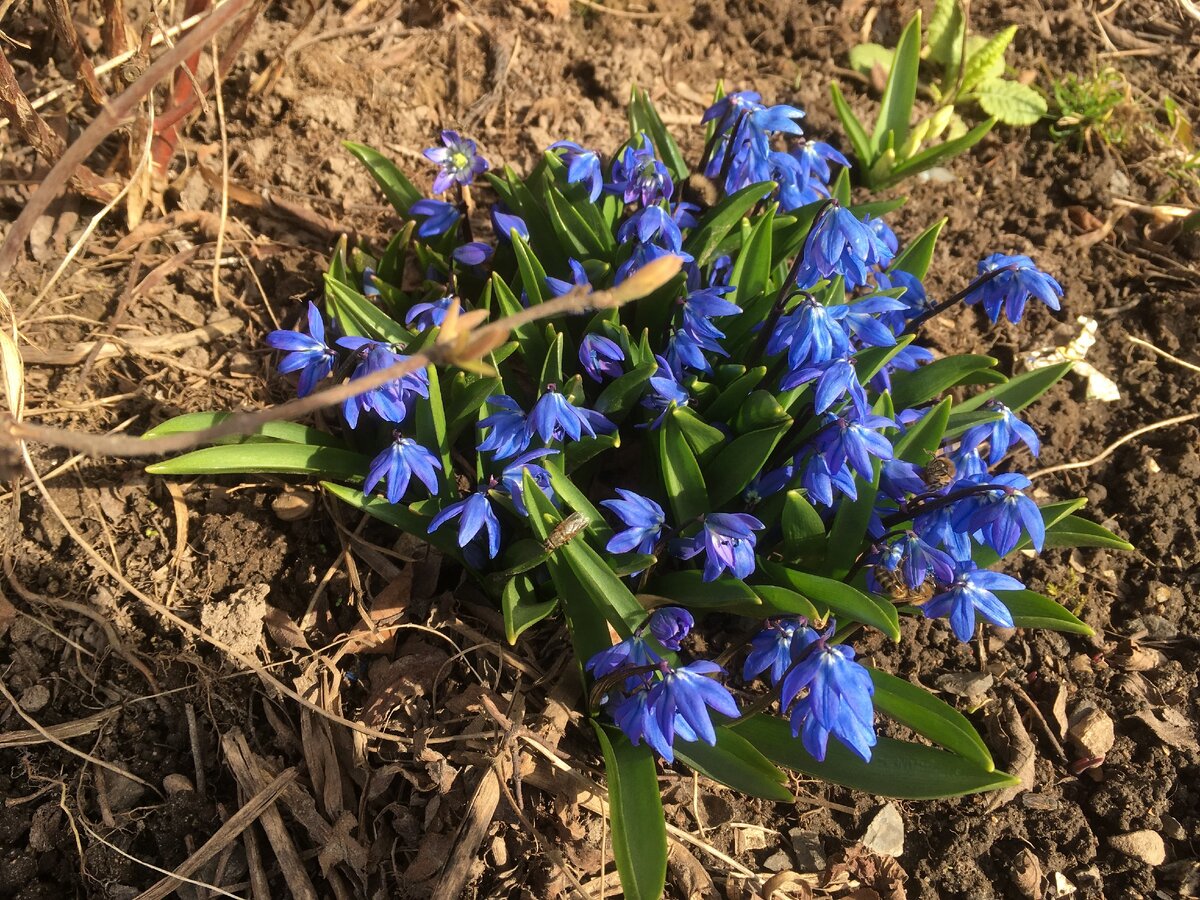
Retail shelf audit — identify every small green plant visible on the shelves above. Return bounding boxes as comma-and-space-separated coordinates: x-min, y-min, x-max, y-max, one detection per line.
834, 0, 1048, 189
1050, 68, 1130, 150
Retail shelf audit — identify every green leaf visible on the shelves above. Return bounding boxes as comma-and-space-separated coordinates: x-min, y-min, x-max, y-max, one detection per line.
703, 367, 767, 425
872, 11, 922, 154
538, 330, 564, 390
761, 563, 901, 641
750, 584, 820, 619
890, 355, 998, 410
444, 373, 501, 443
976, 79, 1048, 127
830, 82, 874, 170
491, 274, 549, 367
541, 179, 609, 259
546, 461, 613, 544
646, 571, 760, 610
887, 118, 996, 185
781, 490, 826, 561
733, 715, 1019, 799
675, 726, 793, 802
560, 534, 646, 636
657, 411, 709, 524
321, 482, 464, 560
502, 575, 558, 644
894, 397, 952, 465
824, 458, 881, 580
684, 181, 776, 268
147, 444, 368, 479
705, 420, 791, 508
927, 0, 965, 70
869, 668, 993, 768
673, 407, 727, 464
591, 724, 668, 900
960, 26, 1016, 94
512, 234, 550, 306
890, 217, 946, 280
855, 334, 915, 383
629, 86, 690, 183
733, 390, 789, 434
594, 358, 656, 421
142, 413, 344, 448
997, 589, 1093, 635
945, 362, 1072, 437
723, 207, 777, 350
324, 276, 409, 344
415, 366, 452, 497
848, 42, 895, 78
1044, 515, 1134, 551
342, 141, 420, 214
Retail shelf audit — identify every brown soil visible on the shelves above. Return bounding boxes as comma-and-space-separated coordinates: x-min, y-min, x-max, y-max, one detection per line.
1, 0, 1198, 898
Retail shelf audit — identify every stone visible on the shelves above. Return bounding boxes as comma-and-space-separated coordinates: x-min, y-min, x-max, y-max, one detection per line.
861, 803, 904, 858
787, 829, 826, 873
935, 672, 994, 706
1066, 704, 1115, 758
1109, 830, 1166, 866
18, 684, 50, 713
162, 774, 195, 795
762, 850, 791, 873
104, 771, 148, 813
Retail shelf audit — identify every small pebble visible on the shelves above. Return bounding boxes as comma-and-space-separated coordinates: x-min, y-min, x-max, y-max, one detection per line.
762, 850, 791, 873
1067, 705, 1115, 758
1109, 830, 1166, 866
861, 803, 904, 858
788, 828, 825, 873
163, 774, 195, 795
18, 684, 50, 713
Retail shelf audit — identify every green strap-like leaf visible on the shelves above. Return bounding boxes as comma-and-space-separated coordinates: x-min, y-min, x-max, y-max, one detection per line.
684, 181, 777, 268
147, 443, 368, 479
890, 355, 997, 410
705, 420, 791, 508
324, 276, 410, 344
944, 362, 1073, 438
869, 668, 993, 768
628, 86, 690, 183
733, 714, 1019, 799
646, 570, 760, 610
1042, 514, 1133, 551
591, 724, 668, 900
886, 117, 996, 186
658, 411, 711, 523
502, 575, 559, 644
674, 725, 793, 802
997, 589, 1093, 635
142, 413, 345, 448
872, 11, 923, 154
761, 563, 901, 641
890, 217, 947, 280
893, 397, 952, 465
830, 82, 873, 170
343, 141, 420, 214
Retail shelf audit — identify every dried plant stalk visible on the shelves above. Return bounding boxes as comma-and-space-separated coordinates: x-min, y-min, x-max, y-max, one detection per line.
44, 0, 108, 106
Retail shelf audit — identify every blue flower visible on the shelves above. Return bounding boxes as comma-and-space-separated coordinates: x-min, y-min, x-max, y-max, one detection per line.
812, 412, 895, 481
961, 401, 1040, 465
602, 489, 666, 555
894, 531, 956, 589
362, 267, 380, 298
964, 253, 1063, 323
870, 343, 935, 393
743, 459, 796, 504
492, 206, 530, 242
924, 561, 1021, 641
610, 688, 675, 760
680, 285, 740, 354
864, 214, 899, 255
528, 388, 615, 443
266, 302, 336, 397
336, 338, 429, 428
780, 623, 876, 762
912, 501, 973, 560
677, 513, 764, 582
405, 296, 453, 332
641, 354, 689, 429
667, 328, 714, 374
651, 660, 740, 750
952, 473, 1045, 557
793, 140, 850, 185
795, 204, 895, 289
499, 449, 558, 516
429, 489, 502, 560
546, 259, 590, 297
609, 134, 673, 207
800, 453, 858, 507
549, 140, 604, 200
477, 395, 531, 460
701, 90, 765, 138
878, 458, 926, 500
587, 634, 659, 679
618, 205, 685, 252
423, 130, 488, 194
781, 355, 868, 415
743, 618, 805, 684
648, 607, 694, 650
768, 295, 850, 370
579, 333, 625, 382
452, 241, 494, 267
364, 434, 442, 503
410, 198, 461, 237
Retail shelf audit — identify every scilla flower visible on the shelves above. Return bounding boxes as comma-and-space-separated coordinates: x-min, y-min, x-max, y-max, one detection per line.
925, 561, 1021, 641
429, 487, 502, 560
602, 489, 666, 556
528, 387, 615, 444
961, 401, 1040, 465
364, 435, 442, 504
478, 395, 531, 460
964, 253, 1063, 323
579, 334, 625, 381
781, 622, 877, 763
795, 203, 895, 289
409, 198, 461, 237
677, 513, 764, 582
265, 302, 336, 397
424, 130, 488, 193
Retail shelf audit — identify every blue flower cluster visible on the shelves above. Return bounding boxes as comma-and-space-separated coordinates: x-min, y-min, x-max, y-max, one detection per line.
264, 89, 1067, 766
